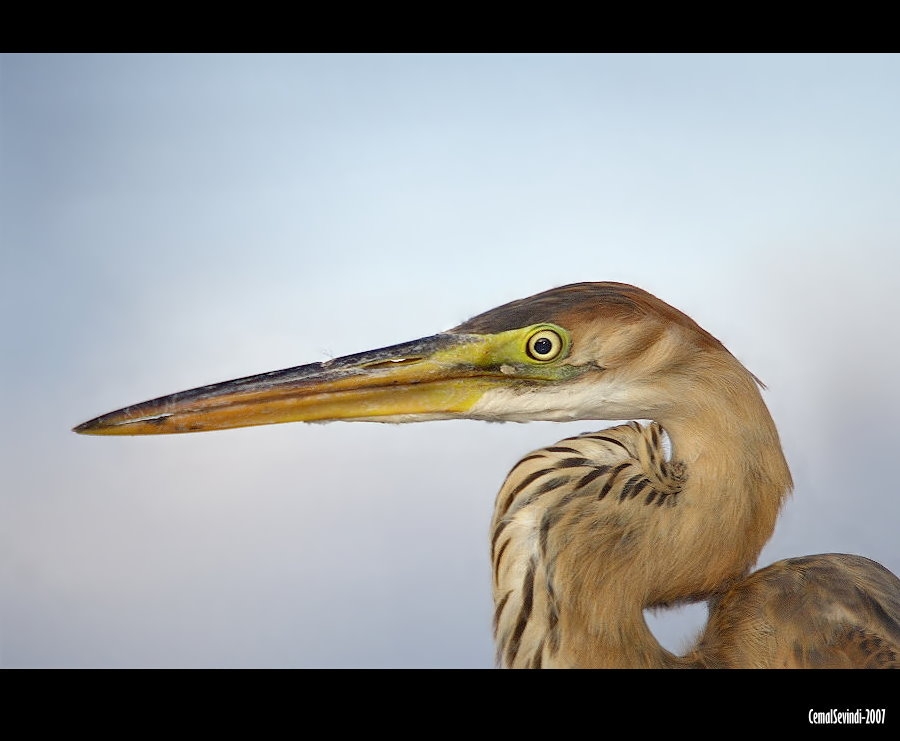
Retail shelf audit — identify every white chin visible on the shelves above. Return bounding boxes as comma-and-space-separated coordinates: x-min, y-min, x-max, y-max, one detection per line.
467, 382, 649, 423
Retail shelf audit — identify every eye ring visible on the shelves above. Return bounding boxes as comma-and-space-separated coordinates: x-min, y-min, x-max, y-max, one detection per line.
526, 329, 564, 362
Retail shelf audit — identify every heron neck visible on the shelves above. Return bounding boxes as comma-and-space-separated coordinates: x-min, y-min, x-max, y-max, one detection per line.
659, 361, 793, 600
492, 352, 792, 668
563, 362, 792, 667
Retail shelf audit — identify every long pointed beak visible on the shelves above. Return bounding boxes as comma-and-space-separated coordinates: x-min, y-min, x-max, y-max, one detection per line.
73, 332, 526, 436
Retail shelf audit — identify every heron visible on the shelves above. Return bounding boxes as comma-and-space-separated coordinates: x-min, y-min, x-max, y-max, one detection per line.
74, 282, 900, 668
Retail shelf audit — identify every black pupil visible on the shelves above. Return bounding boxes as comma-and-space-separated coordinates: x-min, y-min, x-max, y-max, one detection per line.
533, 337, 553, 356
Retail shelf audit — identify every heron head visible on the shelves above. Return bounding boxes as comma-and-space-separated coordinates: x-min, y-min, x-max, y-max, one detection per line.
74, 282, 732, 436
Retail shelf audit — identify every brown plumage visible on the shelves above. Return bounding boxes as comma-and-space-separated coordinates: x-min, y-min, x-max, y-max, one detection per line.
491, 423, 900, 667
74, 281, 900, 667
478, 284, 900, 668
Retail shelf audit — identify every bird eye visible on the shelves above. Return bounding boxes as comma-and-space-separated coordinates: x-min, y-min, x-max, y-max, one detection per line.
526, 329, 564, 361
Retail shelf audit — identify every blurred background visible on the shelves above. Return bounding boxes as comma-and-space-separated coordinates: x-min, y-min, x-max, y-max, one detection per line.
2, 53, 898, 667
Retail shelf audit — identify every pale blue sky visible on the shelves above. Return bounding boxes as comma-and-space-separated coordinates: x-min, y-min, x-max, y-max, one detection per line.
2, 53, 899, 667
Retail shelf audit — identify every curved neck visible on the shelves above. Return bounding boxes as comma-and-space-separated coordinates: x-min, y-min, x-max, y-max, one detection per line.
492, 351, 792, 668
658, 356, 793, 602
